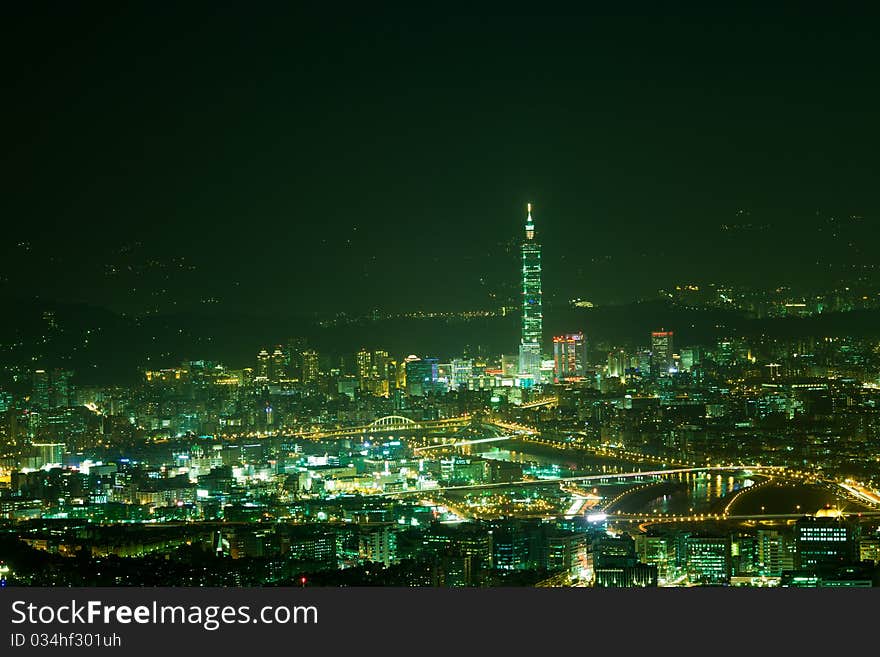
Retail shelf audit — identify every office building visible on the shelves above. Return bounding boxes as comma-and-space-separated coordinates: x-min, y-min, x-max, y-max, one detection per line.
686, 535, 731, 585
553, 332, 587, 381
651, 330, 675, 375
794, 515, 859, 569
301, 350, 319, 385
405, 357, 441, 396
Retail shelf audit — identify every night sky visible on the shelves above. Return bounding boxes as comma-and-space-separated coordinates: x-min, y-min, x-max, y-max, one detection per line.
3, 3, 878, 317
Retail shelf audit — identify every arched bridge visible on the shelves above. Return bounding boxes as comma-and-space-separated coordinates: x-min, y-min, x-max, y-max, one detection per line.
297, 414, 472, 439
369, 415, 421, 430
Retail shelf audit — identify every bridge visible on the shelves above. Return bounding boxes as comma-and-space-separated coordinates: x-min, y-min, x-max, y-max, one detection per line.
369, 415, 421, 430
606, 509, 880, 525
431, 509, 880, 524
518, 396, 558, 410
296, 414, 473, 439
378, 464, 770, 497
413, 435, 512, 453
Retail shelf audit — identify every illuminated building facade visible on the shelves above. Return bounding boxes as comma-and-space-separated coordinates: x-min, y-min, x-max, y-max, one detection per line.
256, 349, 270, 379
607, 349, 628, 378
451, 359, 473, 390
519, 203, 543, 382
686, 535, 731, 584
271, 346, 286, 382
358, 525, 396, 567
355, 349, 392, 396
31, 368, 73, 410
650, 329, 675, 375
553, 332, 587, 381
756, 529, 793, 576
405, 357, 441, 396
634, 534, 673, 582
795, 515, 859, 569
301, 350, 319, 384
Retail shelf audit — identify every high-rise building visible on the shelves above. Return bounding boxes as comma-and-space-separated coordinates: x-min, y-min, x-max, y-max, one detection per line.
686, 535, 731, 585
356, 348, 372, 382
680, 347, 700, 372
607, 349, 628, 378
650, 330, 675, 375
30, 442, 64, 468
859, 535, 880, 564
31, 370, 50, 410
757, 529, 793, 576
451, 359, 473, 390
593, 535, 658, 587
405, 357, 441, 396
359, 525, 396, 567
501, 354, 518, 377
423, 523, 494, 574
795, 514, 859, 569
31, 369, 73, 410
543, 530, 588, 577
285, 337, 308, 380
492, 525, 532, 571
270, 346, 286, 382
301, 350, 319, 385
518, 203, 543, 382
634, 533, 673, 582
355, 349, 391, 396
372, 350, 390, 396
553, 332, 587, 382
256, 349, 270, 379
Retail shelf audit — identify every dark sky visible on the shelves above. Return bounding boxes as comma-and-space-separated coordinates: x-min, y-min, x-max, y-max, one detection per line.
2, 3, 878, 316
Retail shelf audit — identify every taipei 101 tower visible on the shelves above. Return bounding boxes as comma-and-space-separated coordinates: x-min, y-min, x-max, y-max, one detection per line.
518, 203, 544, 382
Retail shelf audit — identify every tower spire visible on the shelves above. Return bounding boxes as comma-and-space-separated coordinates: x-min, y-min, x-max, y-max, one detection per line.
525, 202, 535, 240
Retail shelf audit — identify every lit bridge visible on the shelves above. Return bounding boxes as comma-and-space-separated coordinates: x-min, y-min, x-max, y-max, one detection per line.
413, 435, 512, 453
518, 396, 559, 410
605, 509, 880, 525
296, 414, 473, 439
378, 465, 773, 497
369, 415, 420, 430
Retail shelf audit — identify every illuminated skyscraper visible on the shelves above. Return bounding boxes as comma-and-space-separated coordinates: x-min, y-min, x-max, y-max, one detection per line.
519, 203, 543, 381
795, 515, 859, 569
371, 350, 391, 396
356, 349, 371, 380
301, 350, 319, 385
607, 349, 628, 378
553, 332, 587, 381
356, 349, 391, 396
686, 535, 731, 585
650, 329, 675, 375
405, 357, 440, 396
285, 336, 308, 380
451, 358, 473, 390
32, 369, 50, 410
256, 349, 270, 379
32, 368, 73, 410
271, 346, 286, 382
